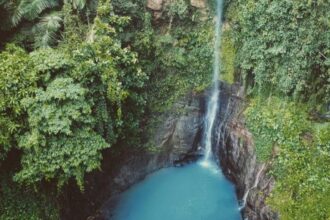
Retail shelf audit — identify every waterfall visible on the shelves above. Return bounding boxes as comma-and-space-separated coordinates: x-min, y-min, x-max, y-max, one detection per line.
201, 0, 224, 165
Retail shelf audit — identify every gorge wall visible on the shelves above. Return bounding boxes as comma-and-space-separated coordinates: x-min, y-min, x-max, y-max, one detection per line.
73, 82, 277, 220
215, 84, 278, 220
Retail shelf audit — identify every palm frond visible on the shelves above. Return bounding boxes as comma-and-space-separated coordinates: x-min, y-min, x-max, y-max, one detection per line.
11, 1, 26, 26
24, 0, 59, 21
33, 12, 62, 48
34, 30, 52, 48
11, 0, 59, 27
38, 12, 62, 30
75, 0, 87, 10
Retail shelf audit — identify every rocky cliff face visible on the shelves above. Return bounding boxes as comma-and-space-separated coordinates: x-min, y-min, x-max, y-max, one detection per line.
101, 92, 204, 200
214, 84, 278, 220
219, 122, 278, 220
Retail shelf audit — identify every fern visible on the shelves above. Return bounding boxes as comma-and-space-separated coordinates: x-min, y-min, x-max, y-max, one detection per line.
11, 1, 25, 26
11, 0, 59, 27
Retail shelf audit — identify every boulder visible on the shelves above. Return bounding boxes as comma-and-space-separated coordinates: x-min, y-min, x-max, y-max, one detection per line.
147, 0, 163, 11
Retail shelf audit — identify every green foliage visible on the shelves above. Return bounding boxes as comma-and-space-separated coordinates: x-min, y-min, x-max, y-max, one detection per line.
30, 48, 72, 78
230, 0, 330, 104
245, 96, 330, 219
146, 24, 214, 112
65, 0, 88, 10
71, 1, 147, 145
0, 174, 59, 220
269, 123, 330, 220
229, 1, 330, 218
111, 0, 145, 19
165, 0, 189, 20
0, 46, 74, 166
0, 0, 222, 218
32, 12, 63, 49
21, 78, 92, 135
0, 0, 147, 189
220, 27, 236, 83
109, 0, 215, 147
0, 0, 62, 49
0, 0, 99, 49
245, 97, 310, 161
0, 45, 37, 163
15, 77, 108, 188
61, 2, 87, 47
10, 0, 59, 27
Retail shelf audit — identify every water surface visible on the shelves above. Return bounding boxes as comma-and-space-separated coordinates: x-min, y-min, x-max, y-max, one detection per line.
112, 161, 241, 220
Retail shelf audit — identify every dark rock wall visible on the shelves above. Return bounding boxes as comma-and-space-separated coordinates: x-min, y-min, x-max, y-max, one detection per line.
215, 83, 278, 220
219, 120, 277, 220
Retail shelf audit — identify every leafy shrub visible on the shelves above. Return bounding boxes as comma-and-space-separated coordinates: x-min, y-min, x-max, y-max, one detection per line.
0, 174, 59, 220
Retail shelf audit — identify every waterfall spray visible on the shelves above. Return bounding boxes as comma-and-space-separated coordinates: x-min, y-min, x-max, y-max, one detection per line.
201, 0, 224, 165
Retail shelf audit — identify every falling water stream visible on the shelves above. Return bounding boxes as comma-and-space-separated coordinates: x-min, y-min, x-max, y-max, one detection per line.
202, 0, 223, 164
110, 0, 241, 219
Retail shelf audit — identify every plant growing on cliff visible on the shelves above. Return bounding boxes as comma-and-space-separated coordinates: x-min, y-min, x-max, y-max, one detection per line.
164, 0, 189, 31
0, 44, 37, 164
245, 96, 330, 219
15, 77, 108, 188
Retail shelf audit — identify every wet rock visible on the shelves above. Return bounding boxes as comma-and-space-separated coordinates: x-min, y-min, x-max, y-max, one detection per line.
173, 151, 204, 167
215, 86, 278, 220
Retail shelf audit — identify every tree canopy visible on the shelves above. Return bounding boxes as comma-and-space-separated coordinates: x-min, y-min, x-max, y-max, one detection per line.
0, 0, 147, 188
229, 0, 330, 104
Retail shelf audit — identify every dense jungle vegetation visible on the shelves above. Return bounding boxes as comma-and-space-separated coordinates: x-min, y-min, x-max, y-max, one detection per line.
0, 0, 329, 219
0, 0, 214, 218
226, 1, 330, 219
